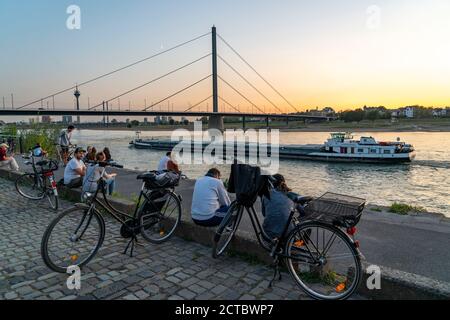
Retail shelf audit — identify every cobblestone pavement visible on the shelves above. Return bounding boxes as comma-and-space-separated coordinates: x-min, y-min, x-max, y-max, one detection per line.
0, 178, 311, 300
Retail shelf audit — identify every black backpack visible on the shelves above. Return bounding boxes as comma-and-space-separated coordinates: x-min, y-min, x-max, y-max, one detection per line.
227, 163, 270, 207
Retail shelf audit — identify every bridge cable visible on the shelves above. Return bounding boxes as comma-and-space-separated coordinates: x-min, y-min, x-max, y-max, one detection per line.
218, 55, 284, 114
89, 54, 211, 110
217, 34, 300, 114
183, 95, 213, 113
218, 75, 265, 114
142, 75, 212, 111
17, 32, 211, 110
218, 96, 242, 113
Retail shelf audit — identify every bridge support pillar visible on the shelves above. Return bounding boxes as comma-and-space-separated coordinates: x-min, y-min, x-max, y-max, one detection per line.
266, 116, 269, 129
208, 115, 224, 131
242, 116, 246, 131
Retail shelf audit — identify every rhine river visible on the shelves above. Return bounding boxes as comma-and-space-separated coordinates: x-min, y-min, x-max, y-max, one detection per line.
72, 130, 450, 217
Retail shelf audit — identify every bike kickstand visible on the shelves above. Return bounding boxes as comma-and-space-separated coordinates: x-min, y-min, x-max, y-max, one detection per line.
123, 236, 137, 257
268, 260, 282, 288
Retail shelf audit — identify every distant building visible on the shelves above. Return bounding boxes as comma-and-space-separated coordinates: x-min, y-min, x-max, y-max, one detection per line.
391, 107, 415, 118
405, 107, 414, 118
41, 115, 52, 124
29, 117, 39, 124
432, 108, 448, 117
143, 118, 148, 125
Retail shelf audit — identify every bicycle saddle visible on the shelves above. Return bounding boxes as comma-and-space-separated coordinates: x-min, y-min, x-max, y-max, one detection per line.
137, 172, 156, 180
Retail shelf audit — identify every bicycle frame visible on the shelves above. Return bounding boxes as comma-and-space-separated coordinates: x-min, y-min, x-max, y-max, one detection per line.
232, 201, 326, 263
83, 169, 175, 235
24, 154, 58, 196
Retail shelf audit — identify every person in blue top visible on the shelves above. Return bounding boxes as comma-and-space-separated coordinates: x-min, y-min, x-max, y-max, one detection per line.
262, 174, 304, 240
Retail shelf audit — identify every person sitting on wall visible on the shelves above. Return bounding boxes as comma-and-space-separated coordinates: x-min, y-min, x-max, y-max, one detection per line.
191, 168, 231, 227
158, 151, 171, 171
0, 143, 19, 171
32, 143, 47, 157
63, 147, 86, 188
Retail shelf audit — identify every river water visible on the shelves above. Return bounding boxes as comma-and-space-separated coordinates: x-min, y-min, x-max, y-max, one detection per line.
71, 130, 450, 217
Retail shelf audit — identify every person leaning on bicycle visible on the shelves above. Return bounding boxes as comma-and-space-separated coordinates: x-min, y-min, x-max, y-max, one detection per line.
262, 174, 307, 242
58, 125, 75, 165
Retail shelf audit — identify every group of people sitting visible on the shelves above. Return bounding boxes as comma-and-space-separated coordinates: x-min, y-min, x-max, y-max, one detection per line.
63, 146, 117, 195
2, 136, 296, 240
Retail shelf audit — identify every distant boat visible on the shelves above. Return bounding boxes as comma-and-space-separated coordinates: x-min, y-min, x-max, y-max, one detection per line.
129, 132, 416, 164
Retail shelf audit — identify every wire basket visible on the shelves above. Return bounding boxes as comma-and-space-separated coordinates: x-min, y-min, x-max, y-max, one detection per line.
304, 192, 366, 228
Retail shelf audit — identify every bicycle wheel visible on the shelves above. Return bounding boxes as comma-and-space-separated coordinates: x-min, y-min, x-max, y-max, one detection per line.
139, 191, 181, 244
46, 189, 59, 211
15, 173, 45, 200
212, 202, 243, 258
41, 205, 105, 273
284, 221, 362, 300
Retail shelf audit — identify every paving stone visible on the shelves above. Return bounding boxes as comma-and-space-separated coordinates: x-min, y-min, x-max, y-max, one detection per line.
177, 288, 196, 300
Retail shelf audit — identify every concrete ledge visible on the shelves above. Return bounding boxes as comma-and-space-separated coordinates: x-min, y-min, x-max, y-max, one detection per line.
1, 168, 449, 300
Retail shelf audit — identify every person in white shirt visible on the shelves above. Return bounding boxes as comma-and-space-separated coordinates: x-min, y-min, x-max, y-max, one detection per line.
59, 125, 75, 165
191, 168, 231, 227
157, 152, 172, 171
64, 147, 86, 188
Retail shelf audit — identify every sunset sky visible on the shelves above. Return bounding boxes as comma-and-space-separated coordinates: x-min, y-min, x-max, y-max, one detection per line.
1, 0, 450, 115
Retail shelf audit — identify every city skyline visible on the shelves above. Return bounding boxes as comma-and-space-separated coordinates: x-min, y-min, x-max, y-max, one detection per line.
1, 0, 450, 115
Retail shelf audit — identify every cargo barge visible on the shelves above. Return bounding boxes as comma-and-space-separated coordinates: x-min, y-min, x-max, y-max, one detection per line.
130, 132, 416, 164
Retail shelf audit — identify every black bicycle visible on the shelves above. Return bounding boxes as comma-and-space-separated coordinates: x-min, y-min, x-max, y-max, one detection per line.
15, 154, 59, 210
212, 171, 365, 300
41, 163, 183, 273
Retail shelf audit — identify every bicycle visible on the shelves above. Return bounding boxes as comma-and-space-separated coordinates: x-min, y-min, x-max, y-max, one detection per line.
212, 168, 365, 300
55, 143, 77, 166
15, 153, 59, 211
40, 164, 183, 273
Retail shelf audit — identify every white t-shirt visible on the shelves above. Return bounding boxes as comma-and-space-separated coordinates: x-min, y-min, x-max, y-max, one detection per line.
157, 156, 170, 171
191, 176, 231, 221
64, 158, 85, 184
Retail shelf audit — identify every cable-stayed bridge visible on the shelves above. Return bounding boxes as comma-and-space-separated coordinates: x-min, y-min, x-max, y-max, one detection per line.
0, 26, 331, 130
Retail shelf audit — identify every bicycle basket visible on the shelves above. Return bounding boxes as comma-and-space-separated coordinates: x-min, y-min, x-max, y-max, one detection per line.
304, 192, 366, 228
144, 172, 180, 189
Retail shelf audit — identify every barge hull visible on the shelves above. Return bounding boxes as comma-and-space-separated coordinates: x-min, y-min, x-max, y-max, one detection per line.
131, 141, 412, 163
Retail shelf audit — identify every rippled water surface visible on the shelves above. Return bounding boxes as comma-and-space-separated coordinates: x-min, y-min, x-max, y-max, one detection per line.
72, 130, 450, 216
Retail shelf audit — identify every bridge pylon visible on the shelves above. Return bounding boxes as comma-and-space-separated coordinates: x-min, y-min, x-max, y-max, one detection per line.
209, 26, 224, 131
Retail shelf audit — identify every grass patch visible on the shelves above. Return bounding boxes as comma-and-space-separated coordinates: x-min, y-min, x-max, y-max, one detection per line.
389, 203, 427, 215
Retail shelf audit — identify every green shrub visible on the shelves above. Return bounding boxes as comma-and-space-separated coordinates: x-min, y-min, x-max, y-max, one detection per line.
19, 124, 60, 158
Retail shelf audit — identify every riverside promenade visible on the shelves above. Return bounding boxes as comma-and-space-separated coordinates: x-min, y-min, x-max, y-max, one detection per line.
1, 158, 450, 299
0, 177, 312, 300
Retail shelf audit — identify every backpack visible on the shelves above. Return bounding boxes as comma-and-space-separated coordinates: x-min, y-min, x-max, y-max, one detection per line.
227, 163, 270, 207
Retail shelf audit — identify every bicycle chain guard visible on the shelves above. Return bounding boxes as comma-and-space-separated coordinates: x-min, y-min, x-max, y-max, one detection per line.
120, 220, 140, 239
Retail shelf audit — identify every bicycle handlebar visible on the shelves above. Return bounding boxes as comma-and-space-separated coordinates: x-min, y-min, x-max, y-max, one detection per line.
86, 160, 123, 169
